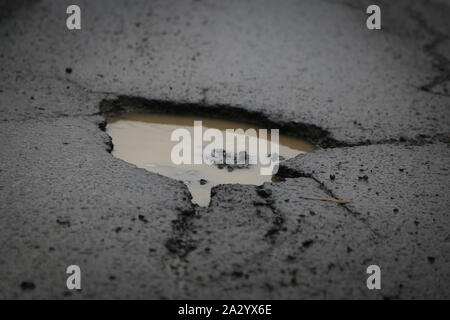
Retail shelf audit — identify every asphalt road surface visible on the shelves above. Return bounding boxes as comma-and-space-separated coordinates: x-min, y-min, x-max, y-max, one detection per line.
0, 0, 449, 299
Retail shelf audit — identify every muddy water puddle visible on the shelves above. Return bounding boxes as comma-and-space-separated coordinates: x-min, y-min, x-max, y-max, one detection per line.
107, 112, 316, 206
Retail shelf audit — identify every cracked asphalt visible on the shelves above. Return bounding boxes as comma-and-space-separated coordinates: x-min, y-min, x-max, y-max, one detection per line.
0, 0, 449, 299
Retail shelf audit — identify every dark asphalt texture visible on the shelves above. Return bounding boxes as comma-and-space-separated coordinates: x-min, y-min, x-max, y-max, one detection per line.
0, 0, 449, 299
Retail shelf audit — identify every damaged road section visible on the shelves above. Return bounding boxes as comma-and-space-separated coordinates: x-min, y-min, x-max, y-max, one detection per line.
168, 142, 450, 299
0, 116, 194, 299
279, 143, 450, 299
173, 179, 376, 299
103, 103, 316, 206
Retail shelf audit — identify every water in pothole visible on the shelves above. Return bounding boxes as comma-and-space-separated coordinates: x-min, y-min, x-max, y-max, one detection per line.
106, 111, 316, 206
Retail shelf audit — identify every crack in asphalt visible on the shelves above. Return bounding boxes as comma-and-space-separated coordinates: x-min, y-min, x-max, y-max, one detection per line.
164, 206, 197, 259
255, 185, 287, 244
275, 164, 381, 238
408, 8, 450, 96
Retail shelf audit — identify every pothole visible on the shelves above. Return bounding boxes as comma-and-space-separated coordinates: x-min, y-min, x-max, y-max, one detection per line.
106, 111, 316, 206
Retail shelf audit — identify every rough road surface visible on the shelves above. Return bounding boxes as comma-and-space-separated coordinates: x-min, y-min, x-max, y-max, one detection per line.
0, 0, 449, 299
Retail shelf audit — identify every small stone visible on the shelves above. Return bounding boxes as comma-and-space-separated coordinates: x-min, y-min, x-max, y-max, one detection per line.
302, 239, 314, 248
20, 281, 35, 291
56, 217, 71, 227
138, 214, 148, 223
257, 188, 272, 198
